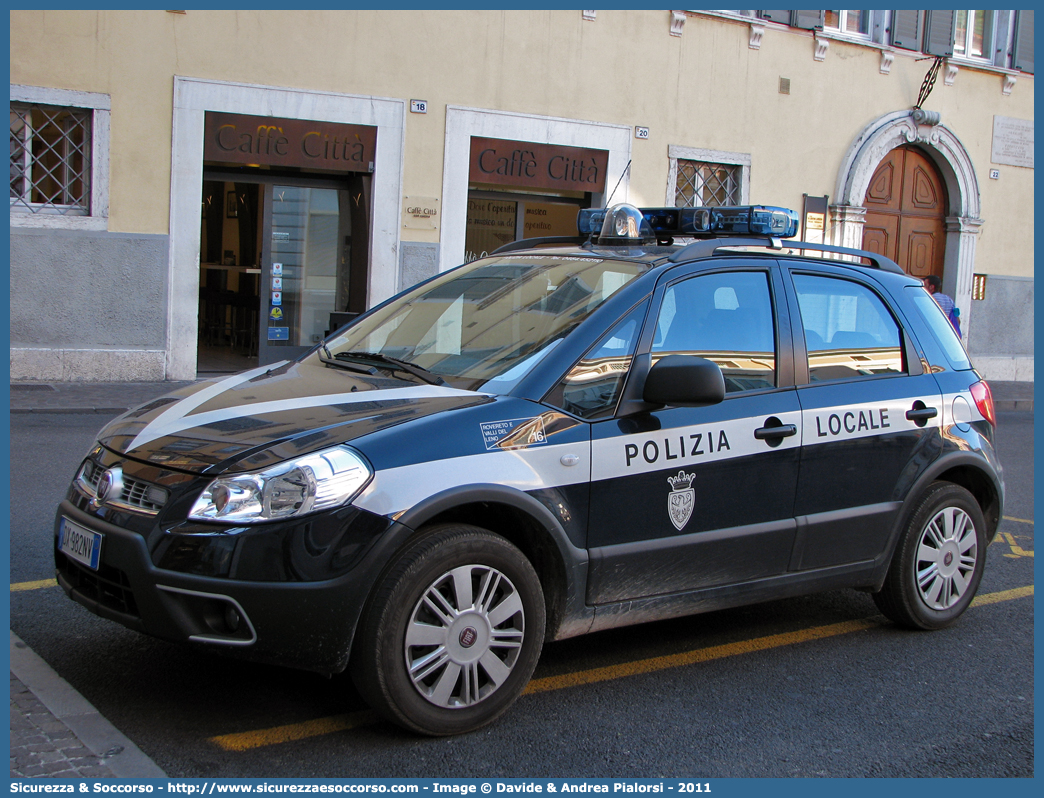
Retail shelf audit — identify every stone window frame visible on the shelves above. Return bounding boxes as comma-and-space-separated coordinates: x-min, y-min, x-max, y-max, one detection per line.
666, 146, 751, 207
10, 84, 110, 231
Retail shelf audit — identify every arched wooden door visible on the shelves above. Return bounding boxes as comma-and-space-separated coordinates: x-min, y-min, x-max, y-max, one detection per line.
861, 145, 948, 279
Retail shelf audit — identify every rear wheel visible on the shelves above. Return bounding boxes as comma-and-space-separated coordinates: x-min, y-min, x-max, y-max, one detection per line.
351, 524, 545, 735
873, 482, 986, 630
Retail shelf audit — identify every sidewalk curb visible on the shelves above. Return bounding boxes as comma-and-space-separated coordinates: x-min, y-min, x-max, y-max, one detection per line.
10, 631, 167, 778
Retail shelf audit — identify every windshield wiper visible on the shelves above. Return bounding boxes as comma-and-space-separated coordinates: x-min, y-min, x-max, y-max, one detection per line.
334, 351, 446, 386
317, 344, 380, 375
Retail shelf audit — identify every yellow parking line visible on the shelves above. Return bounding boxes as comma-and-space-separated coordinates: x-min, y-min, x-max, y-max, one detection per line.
10, 579, 57, 592
208, 584, 1032, 751
523, 617, 877, 694
1003, 516, 1034, 525
971, 584, 1033, 606
211, 711, 378, 752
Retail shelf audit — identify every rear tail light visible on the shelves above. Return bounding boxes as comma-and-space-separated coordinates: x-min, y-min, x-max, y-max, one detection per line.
970, 380, 996, 427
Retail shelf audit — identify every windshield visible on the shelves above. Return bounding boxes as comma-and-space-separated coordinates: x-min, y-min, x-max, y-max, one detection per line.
318, 254, 648, 391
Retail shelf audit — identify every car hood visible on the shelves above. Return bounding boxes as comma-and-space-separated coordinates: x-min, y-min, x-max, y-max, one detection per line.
98, 360, 493, 474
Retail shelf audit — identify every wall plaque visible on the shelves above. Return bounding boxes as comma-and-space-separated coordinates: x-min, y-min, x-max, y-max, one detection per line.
204, 112, 377, 172
469, 137, 609, 193
403, 196, 440, 229
991, 116, 1034, 169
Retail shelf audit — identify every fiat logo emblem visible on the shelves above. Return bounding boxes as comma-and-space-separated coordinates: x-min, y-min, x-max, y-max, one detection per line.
943, 551, 954, 567
459, 627, 478, 648
91, 466, 124, 509
97, 471, 115, 501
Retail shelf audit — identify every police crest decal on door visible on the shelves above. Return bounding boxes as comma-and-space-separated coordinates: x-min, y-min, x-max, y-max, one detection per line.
667, 471, 696, 530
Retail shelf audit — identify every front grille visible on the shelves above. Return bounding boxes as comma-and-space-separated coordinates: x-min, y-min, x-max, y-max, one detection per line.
56, 552, 140, 618
77, 460, 166, 514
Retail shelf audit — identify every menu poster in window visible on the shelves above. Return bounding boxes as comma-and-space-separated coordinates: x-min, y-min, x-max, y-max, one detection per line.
523, 202, 580, 239
465, 199, 517, 263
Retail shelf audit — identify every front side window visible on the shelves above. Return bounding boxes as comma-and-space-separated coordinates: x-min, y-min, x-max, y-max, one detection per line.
322, 255, 648, 392
10, 103, 91, 215
652, 271, 776, 393
552, 300, 648, 419
953, 10, 994, 60
793, 273, 904, 381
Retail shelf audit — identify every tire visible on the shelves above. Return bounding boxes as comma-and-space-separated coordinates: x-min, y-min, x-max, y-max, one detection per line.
873, 482, 987, 630
350, 524, 545, 735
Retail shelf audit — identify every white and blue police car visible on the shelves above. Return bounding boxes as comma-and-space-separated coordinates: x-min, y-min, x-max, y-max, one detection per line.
56, 203, 1003, 735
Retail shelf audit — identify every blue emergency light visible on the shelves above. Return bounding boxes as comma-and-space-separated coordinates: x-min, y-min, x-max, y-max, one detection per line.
577, 203, 800, 243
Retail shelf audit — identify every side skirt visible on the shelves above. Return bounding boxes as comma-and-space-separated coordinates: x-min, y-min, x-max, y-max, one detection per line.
553, 560, 877, 639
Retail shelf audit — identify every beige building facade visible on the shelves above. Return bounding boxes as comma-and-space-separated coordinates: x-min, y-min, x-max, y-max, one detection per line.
9, 9, 1034, 382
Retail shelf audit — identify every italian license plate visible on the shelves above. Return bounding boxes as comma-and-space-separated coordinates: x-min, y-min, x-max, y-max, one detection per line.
58, 517, 103, 571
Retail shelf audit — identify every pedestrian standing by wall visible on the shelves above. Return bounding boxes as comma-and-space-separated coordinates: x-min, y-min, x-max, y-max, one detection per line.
923, 275, 961, 338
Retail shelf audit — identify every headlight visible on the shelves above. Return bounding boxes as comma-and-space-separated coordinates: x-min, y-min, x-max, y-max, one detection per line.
188, 446, 372, 524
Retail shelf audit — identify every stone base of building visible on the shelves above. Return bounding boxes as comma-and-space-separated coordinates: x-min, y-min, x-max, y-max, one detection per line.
10, 348, 167, 382
972, 355, 1034, 383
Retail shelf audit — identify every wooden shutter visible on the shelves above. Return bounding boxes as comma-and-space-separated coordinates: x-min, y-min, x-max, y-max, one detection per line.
1013, 10, 1034, 73
791, 10, 824, 30
890, 10, 923, 50
923, 10, 955, 56
758, 11, 793, 25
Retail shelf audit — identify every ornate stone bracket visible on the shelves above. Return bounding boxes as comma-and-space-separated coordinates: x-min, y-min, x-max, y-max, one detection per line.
813, 35, 829, 62
670, 10, 685, 37
900, 112, 945, 147
749, 23, 764, 50
880, 51, 895, 75
1003, 73, 1017, 96
944, 61, 959, 86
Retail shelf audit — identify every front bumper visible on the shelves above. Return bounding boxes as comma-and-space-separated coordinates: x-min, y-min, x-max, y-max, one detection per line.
54, 500, 414, 674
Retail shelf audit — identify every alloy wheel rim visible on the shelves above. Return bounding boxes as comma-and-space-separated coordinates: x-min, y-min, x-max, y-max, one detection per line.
915, 506, 977, 610
404, 564, 525, 708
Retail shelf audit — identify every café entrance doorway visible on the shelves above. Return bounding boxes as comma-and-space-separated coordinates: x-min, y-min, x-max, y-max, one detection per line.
198, 171, 371, 372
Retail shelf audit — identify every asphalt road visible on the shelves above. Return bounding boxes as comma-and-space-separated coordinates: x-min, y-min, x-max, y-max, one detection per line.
9, 411, 1034, 778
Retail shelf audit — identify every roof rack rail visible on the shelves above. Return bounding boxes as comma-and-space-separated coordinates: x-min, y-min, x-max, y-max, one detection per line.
491, 236, 586, 255
669, 237, 904, 274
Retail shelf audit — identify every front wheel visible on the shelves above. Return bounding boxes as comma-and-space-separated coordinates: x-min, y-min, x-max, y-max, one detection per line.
351, 524, 545, 735
873, 482, 987, 630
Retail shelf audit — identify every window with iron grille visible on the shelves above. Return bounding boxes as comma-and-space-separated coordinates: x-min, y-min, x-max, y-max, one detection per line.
10, 102, 92, 215
674, 159, 742, 207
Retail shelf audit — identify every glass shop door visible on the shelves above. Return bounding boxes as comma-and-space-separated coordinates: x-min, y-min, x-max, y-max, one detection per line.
259, 182, 355, 365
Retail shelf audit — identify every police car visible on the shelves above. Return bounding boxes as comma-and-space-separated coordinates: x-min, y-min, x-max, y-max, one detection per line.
55, 203, 1003, 736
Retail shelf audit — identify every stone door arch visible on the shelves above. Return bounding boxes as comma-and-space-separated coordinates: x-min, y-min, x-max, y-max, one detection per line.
831, 111, 982, 335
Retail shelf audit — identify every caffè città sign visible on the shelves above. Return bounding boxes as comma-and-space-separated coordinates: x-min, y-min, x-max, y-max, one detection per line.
469, 137, 609, 193
204, 112, 377, 172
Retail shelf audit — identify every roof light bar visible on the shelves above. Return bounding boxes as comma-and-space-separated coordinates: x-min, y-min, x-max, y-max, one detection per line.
578, 204, 800, 240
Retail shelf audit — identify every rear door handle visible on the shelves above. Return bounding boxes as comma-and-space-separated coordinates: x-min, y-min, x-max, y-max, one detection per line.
905, 407, 938, 421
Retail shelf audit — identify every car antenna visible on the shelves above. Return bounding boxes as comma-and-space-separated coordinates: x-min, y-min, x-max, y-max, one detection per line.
604, 159, 631, 207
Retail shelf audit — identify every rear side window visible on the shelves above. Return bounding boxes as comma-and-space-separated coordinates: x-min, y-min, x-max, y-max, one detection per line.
793, 273, 903, 381
907, 287, 972, 371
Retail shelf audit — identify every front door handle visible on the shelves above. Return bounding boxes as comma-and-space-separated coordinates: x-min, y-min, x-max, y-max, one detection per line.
754, 417, 798, 443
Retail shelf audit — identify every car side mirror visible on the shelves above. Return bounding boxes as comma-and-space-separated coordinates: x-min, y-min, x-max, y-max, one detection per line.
642, 355, 725, 407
